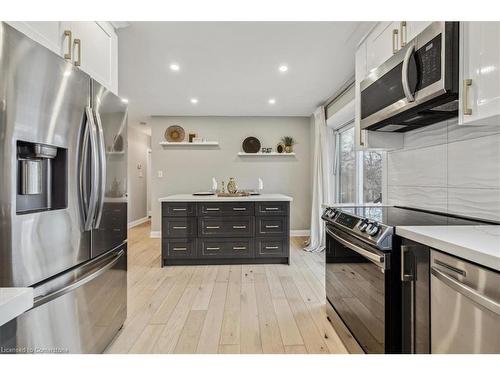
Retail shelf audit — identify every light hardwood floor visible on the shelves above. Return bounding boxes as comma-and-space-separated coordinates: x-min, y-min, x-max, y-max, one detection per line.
105, 221, 348, 354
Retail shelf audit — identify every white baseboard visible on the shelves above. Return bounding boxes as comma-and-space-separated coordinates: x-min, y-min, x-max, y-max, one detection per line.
150, 231, 161, 238
290, 230, 310, 237
127, 216, 150, 229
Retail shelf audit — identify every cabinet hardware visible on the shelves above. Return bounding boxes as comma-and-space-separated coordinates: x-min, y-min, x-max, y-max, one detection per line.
392, 29, 399, 54
233, 246, 247, 250
172, 247, 187, 251
63, 30, 72, 60
434, 259, 466, 277
463, 79, 473, 115
206, 207, 220, 211
172, 208, 187, 211
206, 226, 220, 229
173, 226, 187, 229
265, 246, 279, 250
359, 128, 365, 147
233, 207, 246, 211
73, 38, 81, 66
233, 225, 247, 229
265, 225, 279, 229
206, 247, 220, 250
400, 245, 414, 282
265, 207, 279, 211
400, 21, 407, 47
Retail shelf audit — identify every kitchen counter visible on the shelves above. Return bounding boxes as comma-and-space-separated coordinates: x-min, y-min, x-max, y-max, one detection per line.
159, 193, 293, 202
396, 225, 500, 271
0, 288, 34, 326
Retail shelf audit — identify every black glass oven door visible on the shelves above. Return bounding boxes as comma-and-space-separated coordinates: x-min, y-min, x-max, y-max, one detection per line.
326, 227, 387, 353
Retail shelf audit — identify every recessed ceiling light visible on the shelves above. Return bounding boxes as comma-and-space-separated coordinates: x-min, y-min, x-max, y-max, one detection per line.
121, 98, 129, 103
190, 98, 199, 104
279, 65, 288, 73
268, 98, 276, 105
169, 63, 180, 71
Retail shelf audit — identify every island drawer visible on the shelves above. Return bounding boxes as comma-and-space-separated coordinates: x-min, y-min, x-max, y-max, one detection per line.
198, 238, 254, 258
255, 201, 289, 216
162, 202, 197, 217
256, 216, 288, 236
162, 217, 197, 238
199, 216, 254, 237
162, 238, 196, 258
199, 202, 254, 216
255, 237, 289, 257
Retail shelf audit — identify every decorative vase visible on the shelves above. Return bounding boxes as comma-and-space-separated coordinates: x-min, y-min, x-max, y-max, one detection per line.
227, 177, 237, 194
284, 145, 293, 153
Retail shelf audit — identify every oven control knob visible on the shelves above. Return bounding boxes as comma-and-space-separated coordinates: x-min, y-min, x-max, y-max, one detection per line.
357, 219, 369, 232
366, 223, 380, 236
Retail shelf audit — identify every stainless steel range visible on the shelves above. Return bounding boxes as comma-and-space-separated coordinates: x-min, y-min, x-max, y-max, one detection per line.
322, 205, 490, 354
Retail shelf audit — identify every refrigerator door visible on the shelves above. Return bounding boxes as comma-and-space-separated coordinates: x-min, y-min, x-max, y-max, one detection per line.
0, 245, 127, 354
0, 23, 92, 287
91, 80, 128, 258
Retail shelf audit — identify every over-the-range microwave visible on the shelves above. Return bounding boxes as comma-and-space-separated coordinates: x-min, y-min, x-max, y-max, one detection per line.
361, 22, 459, 132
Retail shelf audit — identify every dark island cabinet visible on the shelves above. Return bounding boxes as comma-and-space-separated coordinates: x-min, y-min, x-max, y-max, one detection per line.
161, 201, 290, 266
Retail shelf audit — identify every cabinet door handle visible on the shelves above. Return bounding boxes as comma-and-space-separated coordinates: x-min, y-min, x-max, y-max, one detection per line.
265, 207, 279, 211
265, 246, 279, 250
73, 38, 81, 66
173, 226, 187, 229
63, 30, 72, 60
233, 246, 247, 250
172, 208, 187, 211
206, 207, 220, 211
206, 247, 220, 251
392, 29, 399, 54
233, 207, 246, 211
173, 247, 187, 251
206, 226, 220, 229
233, 225, 247, 229
400, 21, 407, 47
359, 128, 365, 147
265, 225, 279, 229
463, 79, 473, 115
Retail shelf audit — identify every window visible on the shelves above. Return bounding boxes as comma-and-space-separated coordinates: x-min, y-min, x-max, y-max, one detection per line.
334, 124, 384, 204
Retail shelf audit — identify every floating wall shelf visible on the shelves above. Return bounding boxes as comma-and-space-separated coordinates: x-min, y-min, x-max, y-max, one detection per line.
237, 152, 296, 157
159, 141, 219, 147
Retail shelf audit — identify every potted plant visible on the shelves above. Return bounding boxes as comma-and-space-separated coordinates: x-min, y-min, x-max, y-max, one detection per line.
281, 136, 296, 153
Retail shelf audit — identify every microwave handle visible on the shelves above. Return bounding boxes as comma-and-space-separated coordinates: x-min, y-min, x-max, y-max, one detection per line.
402, 44, 416, 102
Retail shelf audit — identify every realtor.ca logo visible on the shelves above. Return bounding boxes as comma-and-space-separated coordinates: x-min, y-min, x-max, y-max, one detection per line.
0, 346, 70, 354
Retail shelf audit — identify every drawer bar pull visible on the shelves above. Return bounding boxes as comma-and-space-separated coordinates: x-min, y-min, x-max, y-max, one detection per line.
233, 225, 247, 229
206, 208, 220, 211
265, 225, 279, 229
172, 208, 187, 211
233, 246, 247, 250
265, 246, 279, 250
173, 247, 187, 251
173, 226, 187, 229
206, 226, 220, 229
233, 207, 247, 211
206, 247, 220, 250
265, 207, 279, 211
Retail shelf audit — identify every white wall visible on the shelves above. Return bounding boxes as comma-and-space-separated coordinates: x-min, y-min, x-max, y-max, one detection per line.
127, 126, 151, 224
150, 116, 312, 233
386, 119, 500, 222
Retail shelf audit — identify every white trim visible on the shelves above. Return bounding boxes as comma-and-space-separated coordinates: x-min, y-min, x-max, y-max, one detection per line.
291, 230, 310, 237
128, 216, 149, 229
150, 231, 161, 238
148, 210, 152, 217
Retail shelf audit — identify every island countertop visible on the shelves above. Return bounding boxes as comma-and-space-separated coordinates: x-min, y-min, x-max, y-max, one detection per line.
159, 193, 293, 202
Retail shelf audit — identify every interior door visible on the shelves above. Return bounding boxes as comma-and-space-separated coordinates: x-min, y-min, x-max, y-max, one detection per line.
91, 80, 128, 258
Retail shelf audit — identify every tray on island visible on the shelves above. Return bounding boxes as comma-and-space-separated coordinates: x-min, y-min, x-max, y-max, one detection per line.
217, 192, 251, 197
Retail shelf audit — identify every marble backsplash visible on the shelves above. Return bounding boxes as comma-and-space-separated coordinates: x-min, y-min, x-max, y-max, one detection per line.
386, 118, 500, 222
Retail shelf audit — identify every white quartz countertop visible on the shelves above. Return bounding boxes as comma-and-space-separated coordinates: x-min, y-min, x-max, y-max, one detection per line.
0, 288, 34, 326
396, 225, 500, 271
159, 193, 293, 202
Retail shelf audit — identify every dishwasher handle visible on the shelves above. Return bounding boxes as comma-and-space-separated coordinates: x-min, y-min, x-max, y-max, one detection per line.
431, 267, 500, 315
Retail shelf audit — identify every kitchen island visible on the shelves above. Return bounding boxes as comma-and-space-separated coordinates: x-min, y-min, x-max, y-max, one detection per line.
159, 194, 293, 266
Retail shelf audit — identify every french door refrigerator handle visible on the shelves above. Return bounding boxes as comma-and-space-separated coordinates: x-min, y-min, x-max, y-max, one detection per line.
78, 115, 90, 225
93, 109, 107, 228
84, 106, 99, 231
402, 44, 416, 102
33, 250, 124, 307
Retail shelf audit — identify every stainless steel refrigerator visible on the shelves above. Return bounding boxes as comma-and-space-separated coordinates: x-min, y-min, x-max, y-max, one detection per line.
0, 23, 128, 354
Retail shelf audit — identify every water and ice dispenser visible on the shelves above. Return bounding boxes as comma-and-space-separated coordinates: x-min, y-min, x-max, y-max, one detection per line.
16, 141, 67, 214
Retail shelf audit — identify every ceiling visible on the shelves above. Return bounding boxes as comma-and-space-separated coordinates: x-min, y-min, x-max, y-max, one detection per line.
117, 22, 374, 134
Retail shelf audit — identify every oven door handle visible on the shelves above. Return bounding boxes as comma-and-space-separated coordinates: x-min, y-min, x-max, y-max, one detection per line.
327, 228, 387, 269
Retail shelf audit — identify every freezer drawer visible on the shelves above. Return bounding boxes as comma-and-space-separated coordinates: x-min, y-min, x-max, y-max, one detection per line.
0, 245, 127, 354
431, 250, 500, 354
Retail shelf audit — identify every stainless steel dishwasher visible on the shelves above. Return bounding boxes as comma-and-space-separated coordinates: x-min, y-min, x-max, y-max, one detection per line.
430, 250, 500, 353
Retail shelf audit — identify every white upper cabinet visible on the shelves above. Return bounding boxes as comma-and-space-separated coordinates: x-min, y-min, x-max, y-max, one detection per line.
405, 21, 432, 43
366, 22, 400, 73
459, 21, 500, 126
6, 21, 118, 95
